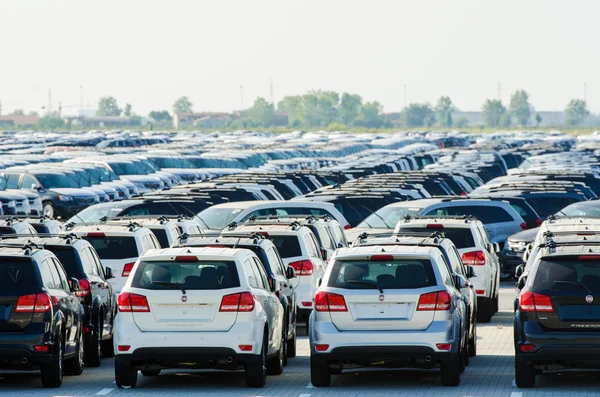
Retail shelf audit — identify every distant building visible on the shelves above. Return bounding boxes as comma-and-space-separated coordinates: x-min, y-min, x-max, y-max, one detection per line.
66, 116, 136, 128
0, 114, 39, 127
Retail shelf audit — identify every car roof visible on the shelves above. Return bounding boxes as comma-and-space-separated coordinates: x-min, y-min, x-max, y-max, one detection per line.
334, 245, 441, 258
140, 246, 254, 261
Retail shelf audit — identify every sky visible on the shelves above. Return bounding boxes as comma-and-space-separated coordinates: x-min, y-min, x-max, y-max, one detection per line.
1, 0, 598, 116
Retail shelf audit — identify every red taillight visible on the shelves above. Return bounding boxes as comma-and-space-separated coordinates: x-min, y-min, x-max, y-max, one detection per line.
219, 292, 255, 312
315, 291, 348, 312
475, 289, 485, 296
33, 345, 49, 353
578, 255, 600, 261
520, 292, 554, 313
289, 260, 314, 276
315, 344, 329, 351
118, 292, 150, 312
344, 224, 351, 230
86, 232, 105, 237
239, 345, 253, 351
417, 291, 451, 311
75, 278, 91, 297
520, 222, 527, 231
426, 224, 444, 229
370, 254, 394, 262
121, 262, 135, 277
535, 218, 543, 227
436, 343, 451, 351
175, 256, 198, 262
301, 301, 313, 307
15, 293, 52, 313
117, 345, 131, 352
256, 232, 270, 237
462, 251, 486, 266
520, 344, 536, 352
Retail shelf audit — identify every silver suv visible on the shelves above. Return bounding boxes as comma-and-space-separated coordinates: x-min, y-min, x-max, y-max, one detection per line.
309, 245, 469, 387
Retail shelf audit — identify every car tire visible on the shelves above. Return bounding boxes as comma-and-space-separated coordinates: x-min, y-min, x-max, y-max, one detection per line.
440, 353, 461, 386
43, 202, 56, 219
468, 320, 477, 358
65, 330, 85, 376
267, 329, 285, 375
85, 315, 102, 367
287, 327, 297, 358
477, 298, 493, 323
41, 336, 63, 388
115, 359, 138, 388
460, 339, 467, 373
141, 370, 161, 377
493, 293, 499, 313
245, 336, 267, 388
515, 360, 535, 388
101, 336, 115, 358
310, 355, 331, 387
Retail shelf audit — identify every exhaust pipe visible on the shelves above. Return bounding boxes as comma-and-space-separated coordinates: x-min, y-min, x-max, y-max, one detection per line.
226, 356, 234, 364
21, 357, 28, 364
424, 355, 432, 363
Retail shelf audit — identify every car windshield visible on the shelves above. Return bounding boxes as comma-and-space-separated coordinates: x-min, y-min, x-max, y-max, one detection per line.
558, 203, 600, 218
67, 204, 128, 223
131, 261, 240, 290
151, 157, 195, 169
108, 162, 142, 175
36, 173, 74, 188
197, 207, 244, 229
82, 236, 138, 260
328, 259, 437, 289
357, 206, 423, 229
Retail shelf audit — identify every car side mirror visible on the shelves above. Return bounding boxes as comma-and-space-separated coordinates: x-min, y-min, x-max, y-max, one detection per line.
493, 243, 501, 253
466, 266, 476, 279
104, 266, 114, 280
516, 275, 527, 290
69, 277, 81, 292
286, 266, 296, 279
515, 265, 524, 279
269, 277, 280, 293
320, 248, 328, 261
454, 274, 467, 289
486, 243, 494, 253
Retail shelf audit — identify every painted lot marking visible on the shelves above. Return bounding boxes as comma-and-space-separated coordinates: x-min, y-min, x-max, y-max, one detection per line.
96, 388, 115, 395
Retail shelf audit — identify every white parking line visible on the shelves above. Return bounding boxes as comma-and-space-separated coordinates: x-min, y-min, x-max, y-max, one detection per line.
510, 392, 522, 397
299, 394, 311, 397
306, 382, 315, 388
95, 388, 115, 396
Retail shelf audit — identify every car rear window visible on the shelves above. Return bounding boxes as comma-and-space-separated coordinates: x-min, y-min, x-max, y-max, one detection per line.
268, 235, 302, 258
131, 261, 240, 290
328, 259, 437, 289
150, 229, 170, 248
0, 260, 37, 295
398, 227, 475, 249
527, 197, 581, 218
82, 236, 138, 260
532, 257, 600, 292
426, 205, 514, 223
51, 248, 81, 276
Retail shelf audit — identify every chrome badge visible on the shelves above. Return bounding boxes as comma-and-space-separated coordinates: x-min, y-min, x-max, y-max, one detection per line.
182, 295, 188, 303
379, 294, 384, 302
586, 295, 594, 303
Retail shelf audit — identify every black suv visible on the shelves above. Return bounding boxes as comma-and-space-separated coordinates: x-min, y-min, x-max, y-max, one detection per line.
0, 235, 117, 367
0, 243, 85, 387
514, 244, 600, 388
176, 232, 298, 360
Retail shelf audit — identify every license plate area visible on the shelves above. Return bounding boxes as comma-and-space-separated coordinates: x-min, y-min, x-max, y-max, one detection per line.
352, 303, 409, 320
154, 304, 214, 321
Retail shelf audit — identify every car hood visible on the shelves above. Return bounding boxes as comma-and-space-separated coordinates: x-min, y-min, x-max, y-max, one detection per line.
507, 227, 539, 243
0, 191, 28, 200
50, 188, 97, 198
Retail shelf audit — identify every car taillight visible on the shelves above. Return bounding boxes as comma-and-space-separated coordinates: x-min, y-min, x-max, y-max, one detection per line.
535, 218, 543, 227
289, 260, 314, 276
121, 262, 135, 277
175, 256, 198, 262
118, 292, 150, 312
344, 224, 351, 230
520, 292, 554, 313
219, 292, 255, 312
370, 254, 394, 261
462, 251, 486, 266
75, 278, 91, 297
15, 293, 52, 313
86, 232, 105, 237
426, 224, 444, 229
520, 222, 527, 231
315, 291, 348, 312
417, 291, 451, 311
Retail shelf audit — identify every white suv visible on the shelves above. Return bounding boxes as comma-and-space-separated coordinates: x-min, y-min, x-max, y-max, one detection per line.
394, 216, 500, 323
113, 247, 285, 388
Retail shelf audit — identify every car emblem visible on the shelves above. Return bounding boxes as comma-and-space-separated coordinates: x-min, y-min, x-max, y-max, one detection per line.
181, 295, 188, 303
586, 295, 594, 303
379, 294, 384, 302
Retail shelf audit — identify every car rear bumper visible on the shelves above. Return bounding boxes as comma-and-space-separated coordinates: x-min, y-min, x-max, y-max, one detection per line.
0, 345, 55, 369
313, 345, 456, 367
115, 347, 257, 370
516, 345, 600, 364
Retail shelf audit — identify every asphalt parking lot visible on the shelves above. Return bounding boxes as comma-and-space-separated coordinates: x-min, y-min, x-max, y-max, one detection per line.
1, 282, 599, 397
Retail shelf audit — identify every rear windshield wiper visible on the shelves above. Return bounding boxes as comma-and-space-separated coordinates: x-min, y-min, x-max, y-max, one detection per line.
553, 280, 591, 295
347, 279, 383, 294
151, 281, 187, 294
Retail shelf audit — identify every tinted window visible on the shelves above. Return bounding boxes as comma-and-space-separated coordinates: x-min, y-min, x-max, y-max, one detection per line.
328, 259, 437, 289
357, 206, 422, 229
532, 258, 600, 292
427, 205, 513, 223
269, 235, 302, 258
38, 260, 57, 289
21, 175, 38, 189
51, 248, 82, 276
197, 207, 243, 229
34, 173, 72, 188
131, 261, 240, 290
0, 261, 36, 295
82, 236, 138, 260
527, 197, 581, 218
399, 227, 476, 249
51, 258, 70, 291
561, 203, 600, 218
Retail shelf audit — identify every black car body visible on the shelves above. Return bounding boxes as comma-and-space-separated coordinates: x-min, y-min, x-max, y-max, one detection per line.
498, 228, 538, 277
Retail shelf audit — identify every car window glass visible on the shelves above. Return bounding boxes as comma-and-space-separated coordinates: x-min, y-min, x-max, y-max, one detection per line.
437, 256, 454, 287
244, 259, 259, 288
47, 259, 62, 289
79, 249, 95, 275
446, 247, 465, 276
88, 248, 104, 278
319, 227, 334, 250
149, 233, 161, 248
21, 175, 38, 189
52, 258, 71, 291
39, 259, 58, 289
268, 249, 283, 275
305, 233, 319, 258
252, 258, 269, 290
483, 206, 514, 223
5, 173, 20, 188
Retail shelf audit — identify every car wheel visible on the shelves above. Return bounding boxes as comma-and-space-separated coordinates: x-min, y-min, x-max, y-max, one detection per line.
282, 324, 288, 367
245, 336, 267, 388
468, 319, 477, 358
65, 330, 85, 376
287, 326, 297, 358
43, 202, 55, 219
460, 339, 467, 373
141, 370, 161, 377
267, 328, 285, 375
310, 355, 331, 387
440, 353, 461, 386
515, 360, 535, 388
41, 336, 63, 388
85, 315, 102, 367
115, 359, 138, 388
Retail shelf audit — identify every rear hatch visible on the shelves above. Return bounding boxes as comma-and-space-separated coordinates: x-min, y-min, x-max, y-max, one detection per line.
528, 255, 600, 331
0, 259, 38, 333
326, 257, 440, 331
128, 259, 242, 332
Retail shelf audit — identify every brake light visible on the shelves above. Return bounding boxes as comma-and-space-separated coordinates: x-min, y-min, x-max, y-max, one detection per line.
118, 292, 150, 312
520, 292, 554, 313
121, 262, 135, 277
315, 291, 348, 312
75, 278, 91, 297
33, 345, 49, 353
117, 345, 131, 352
462, 251, 486, 266
15, 293, 52, 313
520, 344, 536, 352
520, 222, 527, 231
578, 255, 600, 261
344, 224, 352, 230
426, 224, 444, 229
86, 232, 105, 237
175, 256, 198, 262
436, 343, 451, 351
315, 344, 329, 351
370, 254, 394, 261
535, 218, 543, 227
239, 345, 253, 351
219, 292, 255, 312
289, 260, 314, 276
417, 291, 451, 311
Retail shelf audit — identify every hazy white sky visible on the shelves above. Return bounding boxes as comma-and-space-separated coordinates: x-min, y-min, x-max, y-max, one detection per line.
1, 0, 598, 115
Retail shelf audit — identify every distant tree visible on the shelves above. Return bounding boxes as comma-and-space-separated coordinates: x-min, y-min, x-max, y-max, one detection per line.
124, 103, 132, 117
339, 93, 362, 125
434, 96, 455, 127
277, 95, 304, 127
96, 96, 122, 116
358, 101, 383, 128
37, 112, 65, 129
247, 97, 275, 126
148, 110, 172, 123
535, 113, 542, 128
565, 99, 590, 126
481, 99, 506, 127
402, 103, 435, 128
28, 111, 39, 117
500, 113, 512, 128
130, 115, 142, 126
454, 116, 469, 128
509, 90, 531, 126
11, 109, 24, 116
173, 96, 193, 114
